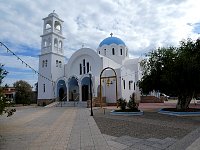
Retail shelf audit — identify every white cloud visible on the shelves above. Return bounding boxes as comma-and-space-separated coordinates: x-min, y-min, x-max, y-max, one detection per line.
0, 0, 200, 85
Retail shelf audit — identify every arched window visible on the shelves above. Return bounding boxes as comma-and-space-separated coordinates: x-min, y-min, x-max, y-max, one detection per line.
56, 60, 58, 67
42, 60, 45, 67
129, 81, 131, 90
45, 21, 52, 29
59, 41, 62, 49
45, 20, 52, 33
99, 51, 100, 54
104, 49, 106, 55
112, 48, 115, 55
80, 64, 82, 75
45, 60, 48, 67
120, 49, 123, 55
59, 61, 62, 68
43, 40, 47, 47
87, 62, 89, 73
54, 21, 61, 31
134, 82, 136, 90
54, 38, 58, 47
48, 37, 51, 46
46, 24, 51, 29
83, 59, 86, 74
43, 84, 45, 93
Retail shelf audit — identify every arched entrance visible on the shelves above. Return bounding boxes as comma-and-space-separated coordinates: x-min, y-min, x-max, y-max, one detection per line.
57, 80, 67, 101
81, 77, 91, 101
59, 87, 64, 100
68, 77, 79, 101
100, 67, 118, 107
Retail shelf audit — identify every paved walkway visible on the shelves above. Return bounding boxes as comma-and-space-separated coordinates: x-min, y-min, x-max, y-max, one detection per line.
0, 107, 110, 150
0, 105, 200, 150
66, 108, 110, 150
186, 137, 200, 150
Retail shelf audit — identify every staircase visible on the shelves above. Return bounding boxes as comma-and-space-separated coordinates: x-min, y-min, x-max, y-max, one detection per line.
93, 97, 107, 107
56, 101, 87, 107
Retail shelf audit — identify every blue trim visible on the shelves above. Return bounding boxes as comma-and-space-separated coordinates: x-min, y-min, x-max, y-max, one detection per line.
158, 109, 200, 116
99, 37, 126, 47
57, 80, 67, 97
110, 110, 143, 116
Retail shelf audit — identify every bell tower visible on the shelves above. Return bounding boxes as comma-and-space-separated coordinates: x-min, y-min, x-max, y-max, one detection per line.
37, 12, 65, 105
41, 12, 64, 55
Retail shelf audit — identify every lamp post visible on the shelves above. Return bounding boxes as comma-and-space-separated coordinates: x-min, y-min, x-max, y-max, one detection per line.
89, 73, 93, 116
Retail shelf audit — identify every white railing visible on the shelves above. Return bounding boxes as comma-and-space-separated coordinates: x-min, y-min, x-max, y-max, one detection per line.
60, 95, 67, 107
45, 28, 52, 33
74, 95, 79, 107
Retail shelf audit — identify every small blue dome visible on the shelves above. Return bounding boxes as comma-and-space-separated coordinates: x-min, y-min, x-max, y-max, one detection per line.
99, 37, 126, 47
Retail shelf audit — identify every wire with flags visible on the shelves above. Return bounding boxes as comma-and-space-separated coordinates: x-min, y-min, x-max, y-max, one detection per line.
0, 42, 55, 84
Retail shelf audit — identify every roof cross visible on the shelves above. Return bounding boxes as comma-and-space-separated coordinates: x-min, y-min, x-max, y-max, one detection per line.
82, 43, 85, 48
110, 33, 113, 37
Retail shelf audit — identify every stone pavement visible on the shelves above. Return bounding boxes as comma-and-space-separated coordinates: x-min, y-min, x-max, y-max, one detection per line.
0, 106, 200, 150
66, 108, 110, 150
0, 107, 110, 150
167, 126, 200, 150
103, 134, 177, 150
186, 136, 200, 150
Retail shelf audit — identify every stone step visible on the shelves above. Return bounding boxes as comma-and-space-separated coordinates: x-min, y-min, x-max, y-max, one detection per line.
45, 101, 59, 108
141, 96, 164, 103
95, 103, 107, 107
56, 101, 87, 107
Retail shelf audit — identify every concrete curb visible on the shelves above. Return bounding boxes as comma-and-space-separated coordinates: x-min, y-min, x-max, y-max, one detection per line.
110, 110, 144, 115
158, 109, 200, 116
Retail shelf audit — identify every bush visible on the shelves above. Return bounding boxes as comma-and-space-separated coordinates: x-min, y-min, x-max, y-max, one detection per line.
117, 98, 127, 111
42, 102, 46, 106
127, 93, 139, 111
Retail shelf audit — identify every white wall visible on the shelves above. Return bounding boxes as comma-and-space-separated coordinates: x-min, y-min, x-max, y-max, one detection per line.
64, 48, 103, 100
65, 48, 103, 78
101, 56, 121, 69
120, 67, 135, 101
38, 53, 65, 100
97, 44, 129, 64
123, 58, 143, 101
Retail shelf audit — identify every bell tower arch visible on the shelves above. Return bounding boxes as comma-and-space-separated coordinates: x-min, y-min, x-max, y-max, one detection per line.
41, 12, 64, 55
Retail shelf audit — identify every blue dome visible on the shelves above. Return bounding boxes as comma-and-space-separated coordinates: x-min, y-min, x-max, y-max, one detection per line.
99, 37, 126, 47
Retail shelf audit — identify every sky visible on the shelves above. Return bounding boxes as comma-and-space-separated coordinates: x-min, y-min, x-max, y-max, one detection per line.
0, 0, 200, 88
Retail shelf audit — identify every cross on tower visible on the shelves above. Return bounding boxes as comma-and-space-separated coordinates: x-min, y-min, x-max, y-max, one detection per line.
82, 43, 85, 48
110, 33, 113, 37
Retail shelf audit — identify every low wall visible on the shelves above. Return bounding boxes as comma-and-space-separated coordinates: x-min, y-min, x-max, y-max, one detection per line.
140, 96, 164, 103
37, 99, 56, 106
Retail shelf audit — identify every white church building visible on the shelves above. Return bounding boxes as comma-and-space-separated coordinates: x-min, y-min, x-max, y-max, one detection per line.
37, 12, 142, 106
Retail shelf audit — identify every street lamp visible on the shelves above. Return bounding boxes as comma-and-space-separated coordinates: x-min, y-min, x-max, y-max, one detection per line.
89, 72, 93, 116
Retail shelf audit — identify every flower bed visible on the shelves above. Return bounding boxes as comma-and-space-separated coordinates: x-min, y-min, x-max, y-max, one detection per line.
110, 110, 143, 115
158, 108, 200, 116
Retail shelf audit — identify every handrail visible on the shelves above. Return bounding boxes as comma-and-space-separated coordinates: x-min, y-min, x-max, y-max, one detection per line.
74, 95, 79, 107
61, 94, 67, 101
60, 94, 67, 107
58, 94, 80, 107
